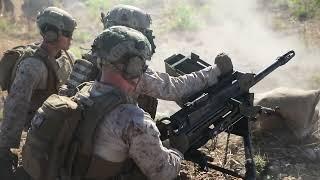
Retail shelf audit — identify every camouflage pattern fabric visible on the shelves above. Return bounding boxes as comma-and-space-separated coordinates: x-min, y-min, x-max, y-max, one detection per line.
36, 6, 77, 33
64, 61, 221, 117
85, 81, 183, 180
92, 26, 152, 65
84, 64, 222, 178
102, 4, 151, 30
136, 65, 222, 102
101, 4, 156, 54
136, 65, 221, 118
0, 51, 73, 149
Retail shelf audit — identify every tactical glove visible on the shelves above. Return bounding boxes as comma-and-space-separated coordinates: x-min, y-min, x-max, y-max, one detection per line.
214, 53, 233, 76
169, 134, 190, 154
0, 148, 18, 180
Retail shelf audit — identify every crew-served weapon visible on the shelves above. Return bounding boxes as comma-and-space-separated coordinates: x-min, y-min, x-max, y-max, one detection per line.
158, 51, 295, 179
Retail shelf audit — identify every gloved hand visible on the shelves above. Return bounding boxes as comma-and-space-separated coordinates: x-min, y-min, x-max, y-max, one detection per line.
214, 53, 233, 76
168, 134, 190, 154
0, 148, 18, 180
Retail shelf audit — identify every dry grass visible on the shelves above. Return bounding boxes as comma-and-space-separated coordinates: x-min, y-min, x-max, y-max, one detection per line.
0, 91, 6, 122
177, 129, 320, 179
2, 0, 320, 179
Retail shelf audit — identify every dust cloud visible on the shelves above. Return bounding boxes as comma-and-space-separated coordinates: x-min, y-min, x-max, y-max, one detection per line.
62, 0, 320, 114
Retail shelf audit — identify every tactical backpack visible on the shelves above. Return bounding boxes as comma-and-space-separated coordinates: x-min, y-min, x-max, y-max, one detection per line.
22, 83, 125, 180
0, 44, 43, 91
0, 44, 74, 92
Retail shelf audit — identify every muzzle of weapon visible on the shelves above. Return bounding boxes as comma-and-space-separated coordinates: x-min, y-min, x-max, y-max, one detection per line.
252, 50, 295, 86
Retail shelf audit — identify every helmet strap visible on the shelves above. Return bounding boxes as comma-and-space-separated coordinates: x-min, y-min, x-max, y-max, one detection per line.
144, 29, 156, 54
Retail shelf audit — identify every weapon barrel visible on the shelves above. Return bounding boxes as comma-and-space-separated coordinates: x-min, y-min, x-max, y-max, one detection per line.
252, 50, 295, 86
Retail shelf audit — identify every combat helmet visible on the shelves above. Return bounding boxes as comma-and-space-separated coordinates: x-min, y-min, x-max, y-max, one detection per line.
101, 5, 156, 54
92, 26, 152, 79
36, 7, 77, 41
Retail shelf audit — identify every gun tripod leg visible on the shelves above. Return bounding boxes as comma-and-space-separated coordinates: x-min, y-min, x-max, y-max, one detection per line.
243, 124, 257, 180
185, 149, 245, 179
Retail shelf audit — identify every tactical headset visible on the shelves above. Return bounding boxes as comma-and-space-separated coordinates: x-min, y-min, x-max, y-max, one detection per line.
42, 25, 73, 42
97, 55, 148, 80
121, 56, 148, 80
44, 31, 59, 42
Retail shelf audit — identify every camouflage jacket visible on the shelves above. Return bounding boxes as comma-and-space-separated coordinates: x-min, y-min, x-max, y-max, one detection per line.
84, 81, 183, 180
0, 48, 74, 148
136, 65, 221, 101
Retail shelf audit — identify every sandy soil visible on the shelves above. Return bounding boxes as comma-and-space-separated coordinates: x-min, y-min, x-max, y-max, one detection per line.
1, 0, 320, 179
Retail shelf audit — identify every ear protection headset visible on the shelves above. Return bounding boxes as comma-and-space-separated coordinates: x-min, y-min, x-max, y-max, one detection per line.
44, 30, 59, 42
118, 56, 148, 80
42, 25, 60, 43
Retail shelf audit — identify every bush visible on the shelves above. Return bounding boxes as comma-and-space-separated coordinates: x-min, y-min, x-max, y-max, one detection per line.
0, 18, 36, 38
69, 46, 84, 59
288, 0, 320, 21
81, 0, 111, 18
117, 0, 152, 7
73, 30, 92, 44
254, 154, 268, 176
268, 0, 320, 21
165, 2, 203, 32
0, 18, 13, 32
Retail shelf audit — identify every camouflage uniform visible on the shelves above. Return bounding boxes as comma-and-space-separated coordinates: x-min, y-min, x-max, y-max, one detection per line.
78, 24, 234, 179
73, 26, 182, 180
102, 5, 158, 118
63, 5, 159, 118
0, 6, 76, 149
0, 51, 74, 148
88, 66, 221, 179
136, 66, 221, 101
0, 7, 76, 179
82, 81, 183, 180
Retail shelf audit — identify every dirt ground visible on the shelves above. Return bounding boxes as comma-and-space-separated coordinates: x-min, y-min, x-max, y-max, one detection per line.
1, 0, 320, 179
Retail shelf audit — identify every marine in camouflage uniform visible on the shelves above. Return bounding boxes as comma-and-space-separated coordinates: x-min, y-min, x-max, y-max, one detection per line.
73, 23, 233, 178
102, 5, 159, 119
101, 5, 233, 117
64, 5, 233, 119
63, 5, 159, 118
77, 26, 182, 180
0, 7, 76, 179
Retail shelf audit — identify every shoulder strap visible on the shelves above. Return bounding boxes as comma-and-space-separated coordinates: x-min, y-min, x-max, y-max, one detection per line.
68, 88, 127, 177
79, 89, 126, 154
63, 49, 74, 67
8, 45, 43, 91
33, 46, 59, 92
